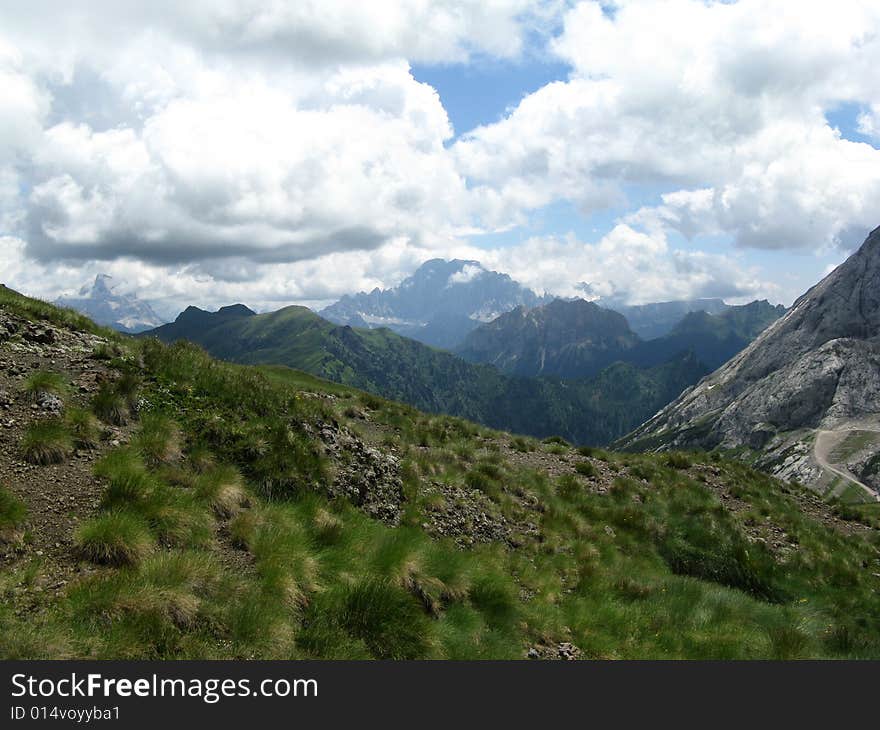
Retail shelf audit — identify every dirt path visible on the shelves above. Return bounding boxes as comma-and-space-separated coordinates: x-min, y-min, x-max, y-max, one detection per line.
814, 429, 880, 502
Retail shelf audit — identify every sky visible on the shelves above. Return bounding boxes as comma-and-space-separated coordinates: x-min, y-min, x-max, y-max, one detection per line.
2, 0, 880, 320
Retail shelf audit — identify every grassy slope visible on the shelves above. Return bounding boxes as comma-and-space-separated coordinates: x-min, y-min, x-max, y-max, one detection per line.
146, 305, 706, 446
2, 288, 880, 659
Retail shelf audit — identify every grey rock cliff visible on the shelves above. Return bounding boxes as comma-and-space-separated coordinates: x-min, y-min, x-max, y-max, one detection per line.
620, 225, 880, 460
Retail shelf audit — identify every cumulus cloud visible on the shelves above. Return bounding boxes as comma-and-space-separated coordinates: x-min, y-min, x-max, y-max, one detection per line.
455, 0, 880, 250
447, 263, 485, 286
22, 62, 468, 267
467, 224, 771, 305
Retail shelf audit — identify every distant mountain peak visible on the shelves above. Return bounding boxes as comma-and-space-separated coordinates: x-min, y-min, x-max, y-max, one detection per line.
456, 297, 640, 378
56, 274, 165, 334
320, 258, 547, 349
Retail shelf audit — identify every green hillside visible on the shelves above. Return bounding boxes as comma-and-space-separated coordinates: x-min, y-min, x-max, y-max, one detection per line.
145, 304, 707, 446
2, 286, 880, 659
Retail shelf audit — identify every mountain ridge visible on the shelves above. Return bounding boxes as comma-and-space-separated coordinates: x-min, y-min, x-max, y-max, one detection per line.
144, 303, 706, 446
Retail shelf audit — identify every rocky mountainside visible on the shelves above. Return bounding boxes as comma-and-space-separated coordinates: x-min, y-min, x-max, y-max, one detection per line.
456, 299, 640, 378
55, 275, 165, 334
619, 226, 880, 500
320, 259, 548, 349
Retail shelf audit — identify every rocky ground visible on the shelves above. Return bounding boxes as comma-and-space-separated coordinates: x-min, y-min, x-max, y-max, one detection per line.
0, 311, 125, 614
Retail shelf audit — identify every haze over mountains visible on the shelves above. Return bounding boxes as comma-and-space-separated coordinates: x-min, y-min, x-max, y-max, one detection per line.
319, 258, 744, 349
621, 226, 880, 500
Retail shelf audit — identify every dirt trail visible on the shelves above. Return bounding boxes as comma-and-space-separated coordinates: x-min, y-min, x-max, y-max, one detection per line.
814, 429, 880, 502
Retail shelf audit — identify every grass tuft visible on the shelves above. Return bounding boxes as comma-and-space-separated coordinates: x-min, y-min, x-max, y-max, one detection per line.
75, 511, 155, 566
195, 465, 249, 518
133, 413, 182, 467
91, 382, 129, 425
21, 419, 73, 465
0, 486, 27, 541
66, 407, 100, 449
22, 370, 68, 402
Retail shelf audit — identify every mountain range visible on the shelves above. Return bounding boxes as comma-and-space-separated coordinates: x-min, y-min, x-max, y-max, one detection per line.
319, 258, 739, 350
4, 280, 879, 660
144, 301, 711, 445
143, 286, 785, 446
456, 297, 785, 378
55, 275, 165, 333
320, 259, 549, 349
611, 298, 731, 340
620, 226, 880, 501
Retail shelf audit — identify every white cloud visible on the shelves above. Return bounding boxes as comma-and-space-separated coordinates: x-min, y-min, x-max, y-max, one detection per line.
448, 263, 486, 285
857, 104, 880, 139
465, 224, 772, 305
455, 0, 880, 250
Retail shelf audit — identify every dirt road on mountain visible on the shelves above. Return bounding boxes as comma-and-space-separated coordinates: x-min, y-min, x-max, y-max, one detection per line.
813, 429, 880, 502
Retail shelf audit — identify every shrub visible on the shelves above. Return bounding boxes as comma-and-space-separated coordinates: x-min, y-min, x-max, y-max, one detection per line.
66, 407, 100, 449
75, 512, 155, 566
542, 435, 571, 447
21, 419, 73, 465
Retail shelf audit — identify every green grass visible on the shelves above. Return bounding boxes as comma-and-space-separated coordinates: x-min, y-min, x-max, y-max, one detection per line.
22, 370, 68, 402
132, 413, 182, 466
91, 382, 130, 425
66, 407, 100, 449
194, 465, 248, 518
574, 460, 597, 477
0, 486, 26, 538
0, 284, 116, 338
75, 512, 155, 566
21, 419, 73, 465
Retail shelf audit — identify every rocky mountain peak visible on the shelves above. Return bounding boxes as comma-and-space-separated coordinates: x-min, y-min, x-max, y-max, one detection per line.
55, 275, 165, 334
